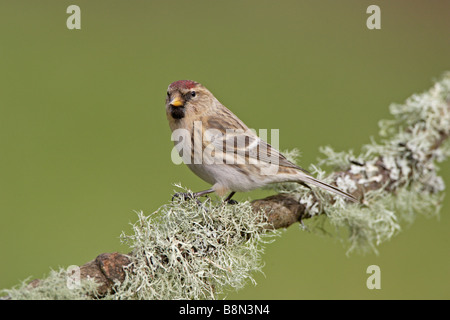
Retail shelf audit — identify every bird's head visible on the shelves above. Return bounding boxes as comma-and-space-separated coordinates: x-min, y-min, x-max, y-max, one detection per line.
166, 80, 213, 120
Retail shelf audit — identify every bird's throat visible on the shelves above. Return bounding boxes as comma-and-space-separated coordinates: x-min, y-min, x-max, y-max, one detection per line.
171, 107, 185, 119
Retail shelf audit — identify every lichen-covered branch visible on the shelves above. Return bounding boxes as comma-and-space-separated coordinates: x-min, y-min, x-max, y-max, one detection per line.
2, 73, 449, 300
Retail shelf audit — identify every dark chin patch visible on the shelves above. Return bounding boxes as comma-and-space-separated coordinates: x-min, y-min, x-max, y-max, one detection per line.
171, 108, 185, 119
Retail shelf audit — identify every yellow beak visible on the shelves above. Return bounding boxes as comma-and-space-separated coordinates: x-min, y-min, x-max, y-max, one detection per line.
170, 98, 184, 107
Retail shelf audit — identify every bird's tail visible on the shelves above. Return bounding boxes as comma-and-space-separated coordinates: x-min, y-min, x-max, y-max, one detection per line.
298, 174, 359, 203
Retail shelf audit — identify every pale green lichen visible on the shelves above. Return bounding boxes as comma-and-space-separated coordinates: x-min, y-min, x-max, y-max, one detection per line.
291, 74, 447, 255
108, 188, 277, 300
2, 268, 99, 300
266, 73, 450, 254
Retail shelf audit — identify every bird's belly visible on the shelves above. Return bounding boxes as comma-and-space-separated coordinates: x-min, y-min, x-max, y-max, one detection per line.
186, 163, 266, 192
186, 163, 217, 185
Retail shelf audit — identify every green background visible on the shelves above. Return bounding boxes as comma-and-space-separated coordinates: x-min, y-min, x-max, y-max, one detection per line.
1, 0, 449, 299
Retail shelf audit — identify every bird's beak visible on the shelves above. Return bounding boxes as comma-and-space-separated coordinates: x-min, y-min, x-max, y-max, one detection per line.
170, 97, 184, 107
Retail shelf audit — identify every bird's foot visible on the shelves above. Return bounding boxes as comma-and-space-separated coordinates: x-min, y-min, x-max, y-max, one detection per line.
225, 199, 238, 205
172, 192, 194, 202
172, 192, 206, 209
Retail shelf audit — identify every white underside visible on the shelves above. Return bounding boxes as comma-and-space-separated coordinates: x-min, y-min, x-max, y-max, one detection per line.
187, 162, 297, 193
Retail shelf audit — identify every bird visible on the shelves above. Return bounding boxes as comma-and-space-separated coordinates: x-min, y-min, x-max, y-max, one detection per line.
165, 80, 358, 204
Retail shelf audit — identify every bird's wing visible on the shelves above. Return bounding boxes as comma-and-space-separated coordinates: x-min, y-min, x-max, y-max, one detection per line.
205, 119, 358, 202
207, 129, 311, 174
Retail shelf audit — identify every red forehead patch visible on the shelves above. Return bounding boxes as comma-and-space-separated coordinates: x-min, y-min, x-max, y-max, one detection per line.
169, 80, 198, 90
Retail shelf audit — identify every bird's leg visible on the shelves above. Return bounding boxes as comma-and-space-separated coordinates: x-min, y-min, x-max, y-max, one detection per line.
224, 191, 238, 205
193, 189, 215, 198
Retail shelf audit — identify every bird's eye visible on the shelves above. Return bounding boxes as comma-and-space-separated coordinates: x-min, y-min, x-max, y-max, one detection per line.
166, 91, 170, 97
191, 91, 196, 97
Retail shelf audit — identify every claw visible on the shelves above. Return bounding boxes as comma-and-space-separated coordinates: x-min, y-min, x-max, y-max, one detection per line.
171, 192, 208, 211
172, 192, 194, 202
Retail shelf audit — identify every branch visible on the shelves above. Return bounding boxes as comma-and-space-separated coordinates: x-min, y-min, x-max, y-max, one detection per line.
3, 73, 450, 300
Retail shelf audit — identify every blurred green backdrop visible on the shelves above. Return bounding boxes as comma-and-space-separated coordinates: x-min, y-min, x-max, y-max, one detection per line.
1, 0, 449, 299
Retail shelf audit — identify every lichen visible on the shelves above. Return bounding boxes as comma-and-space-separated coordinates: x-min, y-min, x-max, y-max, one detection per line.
2, 268, 99, 300
109, 187, 278, 300
267, 73, 450, 254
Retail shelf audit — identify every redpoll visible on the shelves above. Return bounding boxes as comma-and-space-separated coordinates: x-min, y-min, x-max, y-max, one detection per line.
166, 80, 358, 203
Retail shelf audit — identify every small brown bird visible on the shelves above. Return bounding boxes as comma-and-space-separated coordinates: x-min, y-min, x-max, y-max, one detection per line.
166, 80, 357, 203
